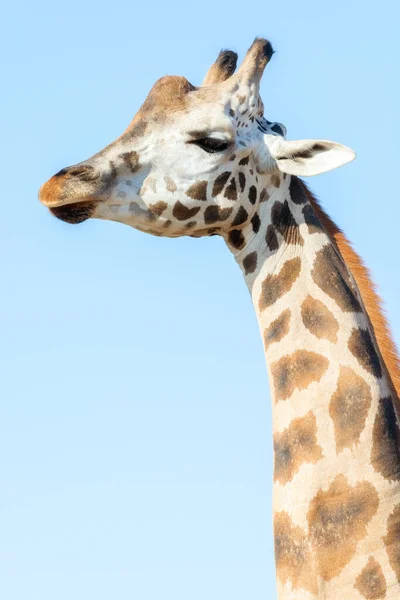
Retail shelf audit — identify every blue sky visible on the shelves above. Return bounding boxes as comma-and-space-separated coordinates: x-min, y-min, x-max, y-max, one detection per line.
2, 1, 399, 598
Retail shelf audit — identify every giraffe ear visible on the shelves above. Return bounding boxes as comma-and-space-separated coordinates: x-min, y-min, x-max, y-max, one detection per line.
268, 138, 356, 176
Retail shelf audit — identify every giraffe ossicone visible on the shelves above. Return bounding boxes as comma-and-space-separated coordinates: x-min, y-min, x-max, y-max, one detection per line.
39, 38, 400, 600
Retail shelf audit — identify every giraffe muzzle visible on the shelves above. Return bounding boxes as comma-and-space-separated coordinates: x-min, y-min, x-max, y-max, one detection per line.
39, 164, 102, 224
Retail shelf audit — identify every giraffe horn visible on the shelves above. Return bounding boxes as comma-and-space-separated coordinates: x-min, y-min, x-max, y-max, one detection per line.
202, 50, 238, 85
232, 38, 274, 85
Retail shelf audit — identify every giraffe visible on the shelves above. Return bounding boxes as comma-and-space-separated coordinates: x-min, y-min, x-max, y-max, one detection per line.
38, 39, 400, 599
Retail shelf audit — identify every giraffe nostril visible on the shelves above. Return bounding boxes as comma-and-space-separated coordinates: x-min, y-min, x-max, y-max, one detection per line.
53, 167, 68, 177
55, 164, 99, 181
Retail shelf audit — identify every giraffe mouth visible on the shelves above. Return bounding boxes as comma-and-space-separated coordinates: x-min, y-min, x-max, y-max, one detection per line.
49, 200, 98, 224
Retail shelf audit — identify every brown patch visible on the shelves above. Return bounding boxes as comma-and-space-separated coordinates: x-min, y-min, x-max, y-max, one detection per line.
172, 201, 201, 221
212, 171, 231, 196
228, 229, 245, 250
186, 180, 208, 201
289, 176, 307, 204
263, 309, 291, 350
329, 366, 372, 452
354, 557, 387, 599
259, 188, 269, 203
185, 221, 196, 229
302, 204, 323, 234
149, 201, 168, 217
251, 213, 260, 233
204, 206, 232, 224
271, 200, 304, 246
303, 180, 400, 401
248, 186, 257, 204
259, 257, 301, 311
242, 251, 257, 275
274, 511, 318, 595
164, 176, 177, 192
274, 411, 323, 484
265, 225, 278, 251
231, 206, 248, 227
312, 244, 362, 313
371, 396, 400, 481
239, 155, 249, 166
384, 503, 400, 582
120, 150, 140, 173
238, 172, 246, 193
307, 474, 379, 580
301, 295, 339, 342
271, 173, 281, 188
224, 178, 237, 200
271, 350, 328, 402
348, 328, 383, 378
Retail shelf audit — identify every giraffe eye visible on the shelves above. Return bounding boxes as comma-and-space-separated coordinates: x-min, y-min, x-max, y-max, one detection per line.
190, 137, 231, 154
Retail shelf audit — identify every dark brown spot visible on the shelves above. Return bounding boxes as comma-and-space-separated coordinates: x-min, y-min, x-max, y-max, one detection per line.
274, 511, 318, 595
259, 188, 269, 203
289, 176, 308, 204
231, 206, 248, 227
302, 204, 323, 234
371, 396, 400, 481
248, 186, 257, 205
274, 411, 323, 484
301, 295, 339, 342
265, 225, 278, 251
185, 221, 196, 229
239, 155, 249, 166
186, 180, 208, 201
271, 200, 304, 246
263, 309, 291, 350
259, 257, 301, 311
120, 150, 140, 173
271, 173, 281, 188
354, 557, 387, 599
251, 213, 260, 233
312, 244, 362, 312
348, 328, 383, 378
308, 475, 379, 580
228, 229, 245, 250
271, 350, 328, 402
172, 201, 201, 221
242, 251, 257, 275
224, 178, 237, 200
204, 206, 233, 224
384, 503, 400, 582
207, 227, 219, 236
149, 201, 168, 217
238, 172, 246, 193
329, 366, 372, 452
212, 171, 231, 196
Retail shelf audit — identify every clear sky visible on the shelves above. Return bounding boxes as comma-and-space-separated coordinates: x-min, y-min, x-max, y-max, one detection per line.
2, 1, 399, 598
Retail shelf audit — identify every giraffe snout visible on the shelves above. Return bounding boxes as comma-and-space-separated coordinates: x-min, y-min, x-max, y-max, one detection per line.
39, 164, 102, 224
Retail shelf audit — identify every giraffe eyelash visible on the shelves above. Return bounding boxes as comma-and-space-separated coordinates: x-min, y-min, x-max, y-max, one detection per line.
188, 137, 232, 154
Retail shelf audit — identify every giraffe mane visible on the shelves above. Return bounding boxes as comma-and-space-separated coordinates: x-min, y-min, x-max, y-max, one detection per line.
301, 179, 400, 400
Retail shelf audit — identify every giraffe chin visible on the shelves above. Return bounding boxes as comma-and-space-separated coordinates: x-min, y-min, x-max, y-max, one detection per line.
49, 200, 98, 224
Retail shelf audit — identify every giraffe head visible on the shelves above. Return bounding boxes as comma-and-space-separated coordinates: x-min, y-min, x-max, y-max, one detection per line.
39, 38, 355, 238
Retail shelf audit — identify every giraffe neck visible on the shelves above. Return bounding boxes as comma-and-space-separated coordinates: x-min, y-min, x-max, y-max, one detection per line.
224, 175, 400, 599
